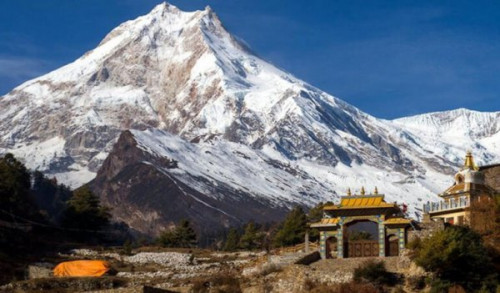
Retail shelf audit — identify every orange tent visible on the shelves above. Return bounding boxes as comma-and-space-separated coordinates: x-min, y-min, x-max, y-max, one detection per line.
53, 260, 111, 277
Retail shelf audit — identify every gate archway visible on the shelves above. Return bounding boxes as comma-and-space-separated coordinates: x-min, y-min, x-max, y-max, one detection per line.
344, 220, 379, 258
325, 236, 337, 259
386, 234, 399, 256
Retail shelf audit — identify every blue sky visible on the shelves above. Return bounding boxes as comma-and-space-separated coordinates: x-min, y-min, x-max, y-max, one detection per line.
1, 0, 499, 119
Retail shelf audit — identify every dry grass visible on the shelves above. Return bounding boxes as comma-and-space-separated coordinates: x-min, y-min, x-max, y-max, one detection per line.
0, 276, 128, 293
306, 281, 380, 293
190, 274, 241, 293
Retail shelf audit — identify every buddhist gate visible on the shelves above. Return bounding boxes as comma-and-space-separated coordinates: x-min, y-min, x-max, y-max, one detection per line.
310, 187, 412, 259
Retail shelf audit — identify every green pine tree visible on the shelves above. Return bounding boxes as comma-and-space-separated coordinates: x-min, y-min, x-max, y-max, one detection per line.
239, 221, 263, 250
307, 202, 325, 223
157, 229, 177, 247
307, 201, 333, 242
157, 219, 197, 248
223, 228, 240, 251
122, 239, 133, 255
174, 219, 197, 248
273, 206, 308, 247
0, 153, 34, 215
62, 185, 110, 231
31, 171, 72, 223
0, 154, 41, 248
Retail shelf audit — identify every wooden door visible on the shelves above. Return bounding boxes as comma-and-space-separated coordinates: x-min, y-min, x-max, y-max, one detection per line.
387, 239, 399, 256
347, 240, 379, 257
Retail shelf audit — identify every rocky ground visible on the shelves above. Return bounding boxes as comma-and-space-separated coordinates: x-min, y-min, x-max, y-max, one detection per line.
0, 247, 428, 293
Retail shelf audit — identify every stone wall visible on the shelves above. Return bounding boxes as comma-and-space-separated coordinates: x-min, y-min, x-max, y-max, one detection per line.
408, 219, 445, 243
481, 164, 500, 192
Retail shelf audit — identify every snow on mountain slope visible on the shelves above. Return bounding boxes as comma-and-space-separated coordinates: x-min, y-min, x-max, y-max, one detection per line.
393, 109, 500, 166
0, 2, 499, 220
123, 128, 441, 223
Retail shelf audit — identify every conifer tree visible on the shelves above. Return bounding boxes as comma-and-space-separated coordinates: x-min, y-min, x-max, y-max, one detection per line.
0, 154, 40, 247
157, 219, 197, 248
308, 202, 332, 223
175, 219, 197, 247
273, 206, 307, 247
307, 201, 333, 241
223, 228, 240, 251
32, 171, 72, 222
0, 153, 33, 215
157, 229, 177, 247
239, 221, 263, 250
62, 186, 110, 231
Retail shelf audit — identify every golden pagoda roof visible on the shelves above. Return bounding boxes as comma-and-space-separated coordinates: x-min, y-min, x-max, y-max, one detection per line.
324, 195, 396, 210
443, 183, 467, 195
320, 218, 340, 225
383, 218, 412, 225
440, 182, 494, 197
310, 217, 340, 227
463, 151, 479, 171
438, 152, 496, 197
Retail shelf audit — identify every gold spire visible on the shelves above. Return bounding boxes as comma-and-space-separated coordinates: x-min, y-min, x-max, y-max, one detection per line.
360, 186, 365, 195
347, 188, 352, 196
463, 150, 478, 170
374, 186, 378, 195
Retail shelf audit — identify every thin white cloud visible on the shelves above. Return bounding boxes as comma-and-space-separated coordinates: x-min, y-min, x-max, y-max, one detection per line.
0, 56, 49, 79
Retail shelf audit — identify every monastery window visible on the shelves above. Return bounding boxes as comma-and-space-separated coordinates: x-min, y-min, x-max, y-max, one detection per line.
445, 217, 454, 224
457, 216, 464, 225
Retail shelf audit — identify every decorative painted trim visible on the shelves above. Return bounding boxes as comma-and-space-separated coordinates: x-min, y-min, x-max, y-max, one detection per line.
337, 225, 344, 258
398, 228, 405, 252
378, 221, 385, 257
319, 231, 326, 259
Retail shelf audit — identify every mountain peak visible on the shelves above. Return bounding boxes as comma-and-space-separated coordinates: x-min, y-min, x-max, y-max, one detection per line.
146, 2, 216, 23
150, 2, 180, 15
1, 1, 499, 222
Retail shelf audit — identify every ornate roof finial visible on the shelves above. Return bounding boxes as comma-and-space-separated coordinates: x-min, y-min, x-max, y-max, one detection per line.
360, 186, 365, 195
347, 188, 352, 196
374, 186, 378, 195
463, 150, 477, 170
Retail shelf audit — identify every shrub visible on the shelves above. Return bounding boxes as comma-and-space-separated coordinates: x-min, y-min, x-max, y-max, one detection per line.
353, 260, 397, 286
121, 239, 133, 256
428, 278, 454, 293
413, 225, 497, 292
406, 275, 426, 291
406, 236, 422, 251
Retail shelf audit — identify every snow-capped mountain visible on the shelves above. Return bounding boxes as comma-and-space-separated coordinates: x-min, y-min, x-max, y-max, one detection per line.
394, 109, 500, 165
0, 3, 499, 233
